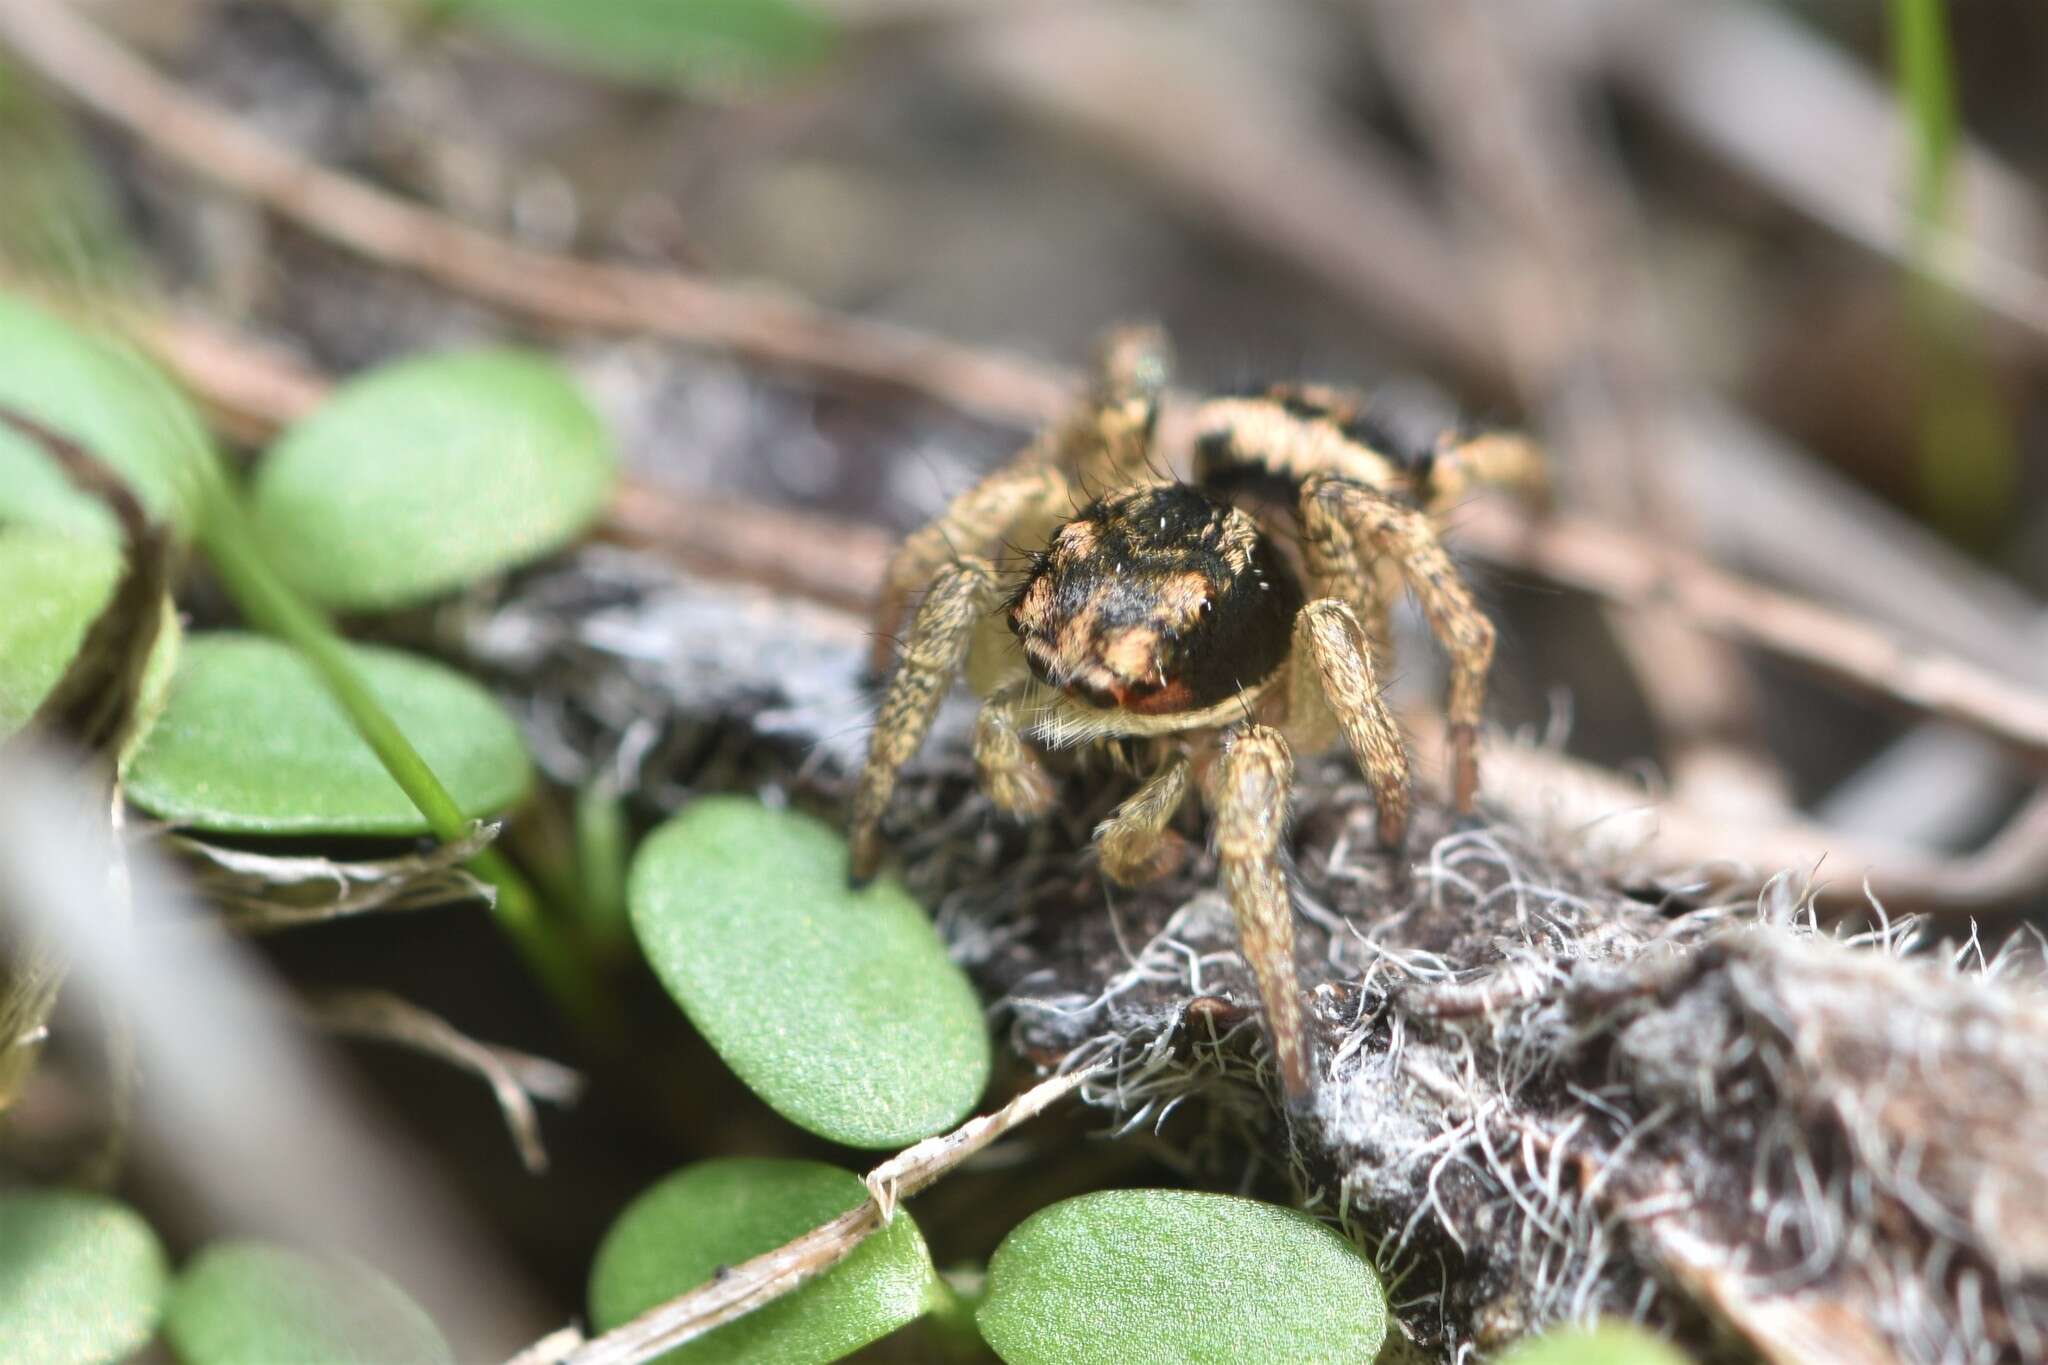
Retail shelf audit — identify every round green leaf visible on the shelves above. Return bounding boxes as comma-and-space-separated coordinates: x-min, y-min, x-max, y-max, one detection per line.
164, 1241, 452, 1365
0, 289, 216, 536
251, 348, 616, 612
0, 525, 182, 746
589, 1158, 936, 1364
125, 632, 532, 835
0, 1188, 168, 1365
978, 1190, 1386, 1365
627, 797, 989, 1148
1496, 1321, 1694, 1365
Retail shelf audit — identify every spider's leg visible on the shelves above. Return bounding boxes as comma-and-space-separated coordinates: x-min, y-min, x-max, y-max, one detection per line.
1422, 429, 1549, 514
1292, 599, 1410, 850
1096, 749, 1192, 884
1304, 477, 1496, 815
871, 463, 1066, 675
850, 556, 1000, 883
1211, 724, 1313, 1099
973, 682, 1055, 817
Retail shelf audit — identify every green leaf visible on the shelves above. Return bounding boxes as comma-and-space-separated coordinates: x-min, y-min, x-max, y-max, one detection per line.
125, 632, 532, 835
1495, 1321, 1694, 1365
0, 1188, 168, 1365
627, 797, 989, 1148
0, 525, 119, 736
439, 0, 834, 92
164, 1241, 452, 1365
589, 1158, 936, 1364
251, 348, 616, 612
0, 289, 216, 536
0, 524, 182, 745
978, 1190, 1386, 1365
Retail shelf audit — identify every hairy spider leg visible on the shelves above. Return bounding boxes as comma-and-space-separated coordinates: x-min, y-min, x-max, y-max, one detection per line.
871, 461, 1070, 676
1302, 476, 1496, 814
973, 681, 1055, 817
1291, 598, 1410, 850
870, 344, 1166, 674
850, 556, 1002, 883
1211, 724, 1313, 1099
1421, 429, 1550, 514
1096, 749, 1194, 884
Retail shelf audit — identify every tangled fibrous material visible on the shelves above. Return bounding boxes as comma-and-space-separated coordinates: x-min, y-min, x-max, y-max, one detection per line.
464, 549, 2048, 1364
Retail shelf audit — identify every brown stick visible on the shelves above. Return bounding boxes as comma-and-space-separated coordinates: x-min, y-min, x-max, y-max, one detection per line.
516, 1067, 1094, 1365
0, 0, 1074, 429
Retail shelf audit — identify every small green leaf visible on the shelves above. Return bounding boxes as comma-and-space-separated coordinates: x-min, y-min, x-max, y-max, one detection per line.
589, 1158, 936, 1364
0, 525, 182, 745
0, 1188, 168, 1365
978, 1190, 1386, 1365
251, 348, 616, 612
440, 0, 834, 92
0, 289, 216, 536
0, 525, 119, 736
125, 632, 532, 835
627, 797, 989, 1148
164, 1241, 452, 1365
1495, 1321, 1694, 1365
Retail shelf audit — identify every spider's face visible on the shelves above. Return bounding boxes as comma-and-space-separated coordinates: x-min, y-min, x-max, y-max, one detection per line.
1007, 484, 1303, 715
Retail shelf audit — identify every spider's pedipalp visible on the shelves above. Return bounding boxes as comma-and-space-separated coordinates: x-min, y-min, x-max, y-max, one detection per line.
1303, 475, 1496, 813
973, 682, 1055, 817
850, 556, 1001, 882
1211, 724, 1313, 1099
1292, 598, 1410, 850
1097, 749, 1193, 885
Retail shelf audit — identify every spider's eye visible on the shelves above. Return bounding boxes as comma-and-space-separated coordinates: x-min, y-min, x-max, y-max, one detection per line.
1198, 599, 1213, 616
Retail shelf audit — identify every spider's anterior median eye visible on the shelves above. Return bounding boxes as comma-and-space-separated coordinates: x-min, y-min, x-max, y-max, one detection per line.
1009, 484, 1304, 714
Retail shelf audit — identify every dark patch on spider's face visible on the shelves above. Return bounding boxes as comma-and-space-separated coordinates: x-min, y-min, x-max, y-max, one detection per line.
1007, 484, 1303, 714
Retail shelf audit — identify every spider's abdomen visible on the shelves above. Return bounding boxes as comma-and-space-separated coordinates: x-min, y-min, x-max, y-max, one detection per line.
1007, 484, 1304, 715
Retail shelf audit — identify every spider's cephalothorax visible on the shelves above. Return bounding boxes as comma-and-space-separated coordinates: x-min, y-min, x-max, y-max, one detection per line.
1008, 484, 1305, 716
851, 326, 1547, 1098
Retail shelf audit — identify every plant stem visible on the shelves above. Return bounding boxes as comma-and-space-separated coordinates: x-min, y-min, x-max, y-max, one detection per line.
193, 470, 608, 1036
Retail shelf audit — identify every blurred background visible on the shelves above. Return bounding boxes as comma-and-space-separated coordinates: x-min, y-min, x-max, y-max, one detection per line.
4, 0, 2047, 1354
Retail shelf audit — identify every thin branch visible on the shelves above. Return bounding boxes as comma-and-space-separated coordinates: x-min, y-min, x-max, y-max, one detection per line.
303, 989, 582, 1175
1450, 501, 2048, 770
517, 1067, 1094, 1365
0, 0, 1073, 429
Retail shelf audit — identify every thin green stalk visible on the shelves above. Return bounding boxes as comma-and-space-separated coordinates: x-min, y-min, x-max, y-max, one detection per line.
193, 469, 608, 1036
1891, 0, 2013, 545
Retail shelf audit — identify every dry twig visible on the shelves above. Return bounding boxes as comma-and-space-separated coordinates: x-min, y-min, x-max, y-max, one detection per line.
303, 989, 583, 1175
0, 0, 1073, 428
509, 1066, 1095, 1365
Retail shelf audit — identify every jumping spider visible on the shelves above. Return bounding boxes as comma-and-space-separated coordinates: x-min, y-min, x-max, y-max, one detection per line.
851, 326, 1546, 1097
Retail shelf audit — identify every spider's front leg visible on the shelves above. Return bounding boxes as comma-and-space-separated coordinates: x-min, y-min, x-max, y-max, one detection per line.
1211, 725, 1314, 1100
1291, 599, 1410, 850
870, 463, 1066, 676
1303, 476, 1496, 815
850, 557, 1000, 883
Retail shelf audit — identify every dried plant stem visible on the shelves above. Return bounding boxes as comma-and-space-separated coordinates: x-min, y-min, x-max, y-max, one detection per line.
520, 1067, 1095, 1365
0, 0, 1072, 428
303, 989, 582, 1175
